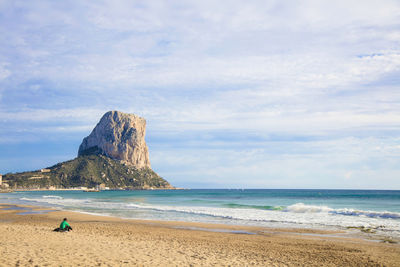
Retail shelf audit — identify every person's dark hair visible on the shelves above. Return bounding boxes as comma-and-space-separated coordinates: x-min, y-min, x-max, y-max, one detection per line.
63, 218, 67, 221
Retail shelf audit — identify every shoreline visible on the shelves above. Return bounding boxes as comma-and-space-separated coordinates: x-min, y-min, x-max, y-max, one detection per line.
1, 203, 400, 266
0, 203, 345, 234
2, 199, 399, 243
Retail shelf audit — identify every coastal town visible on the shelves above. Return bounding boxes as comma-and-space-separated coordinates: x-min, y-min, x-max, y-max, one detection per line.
0, 173, 11, 193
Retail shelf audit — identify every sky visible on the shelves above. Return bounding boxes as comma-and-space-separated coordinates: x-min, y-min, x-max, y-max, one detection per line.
0, 0, 400, 189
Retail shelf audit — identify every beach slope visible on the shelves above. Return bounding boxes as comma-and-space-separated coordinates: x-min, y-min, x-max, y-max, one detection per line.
0, 204, 399, 266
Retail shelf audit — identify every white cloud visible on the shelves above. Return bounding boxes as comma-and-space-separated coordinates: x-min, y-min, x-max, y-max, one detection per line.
151, 136, 400, 188
0, 63, 10, 80
0, 108, 104, 123
1, 0, 400, 187
2, 0, 399, 89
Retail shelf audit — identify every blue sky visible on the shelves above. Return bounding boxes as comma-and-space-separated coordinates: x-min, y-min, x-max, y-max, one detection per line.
1, 0, 400, 189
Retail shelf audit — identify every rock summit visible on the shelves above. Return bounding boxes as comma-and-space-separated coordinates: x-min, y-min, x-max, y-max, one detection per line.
78, 111, 151, 169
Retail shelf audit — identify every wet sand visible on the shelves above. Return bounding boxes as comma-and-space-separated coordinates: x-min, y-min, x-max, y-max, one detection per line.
0, 204, 399, 266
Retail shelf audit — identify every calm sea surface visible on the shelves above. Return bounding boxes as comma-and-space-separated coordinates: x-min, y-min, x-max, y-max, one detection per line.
1, 189, 399, 238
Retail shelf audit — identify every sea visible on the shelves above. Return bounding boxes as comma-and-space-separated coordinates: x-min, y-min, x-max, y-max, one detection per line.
1, 189, 399, 239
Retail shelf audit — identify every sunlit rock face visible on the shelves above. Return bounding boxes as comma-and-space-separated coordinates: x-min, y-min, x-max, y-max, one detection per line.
78, 111, 151, 169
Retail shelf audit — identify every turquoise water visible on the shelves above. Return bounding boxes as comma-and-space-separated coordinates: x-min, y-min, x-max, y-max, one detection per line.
1, 189, 400, 237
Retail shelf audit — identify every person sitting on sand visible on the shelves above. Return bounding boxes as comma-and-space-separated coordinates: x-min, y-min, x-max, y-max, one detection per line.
53, 218, 72, 232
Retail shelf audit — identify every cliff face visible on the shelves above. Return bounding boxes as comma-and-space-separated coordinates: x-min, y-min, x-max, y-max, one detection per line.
78, 111, 151, 169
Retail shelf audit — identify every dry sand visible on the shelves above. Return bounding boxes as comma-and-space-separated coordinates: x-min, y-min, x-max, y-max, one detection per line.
0, 204, 399, 266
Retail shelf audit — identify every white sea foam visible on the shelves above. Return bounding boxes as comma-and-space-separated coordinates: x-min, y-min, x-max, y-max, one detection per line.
286, 203, 332, 213
15, 197, 400, 238
121, 203, 400, 237
20, 197, 91, 206
285, 203, 400, 219
42, 195, 63, 200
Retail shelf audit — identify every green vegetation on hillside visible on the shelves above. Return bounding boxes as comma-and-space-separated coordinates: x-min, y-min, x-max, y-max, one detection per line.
3, 155, 172, 190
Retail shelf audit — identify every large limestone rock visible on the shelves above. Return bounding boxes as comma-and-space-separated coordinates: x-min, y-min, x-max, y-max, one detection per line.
78, 111, 151, 168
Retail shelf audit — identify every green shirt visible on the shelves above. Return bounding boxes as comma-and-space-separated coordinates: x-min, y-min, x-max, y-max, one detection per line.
60, 220, 71, 229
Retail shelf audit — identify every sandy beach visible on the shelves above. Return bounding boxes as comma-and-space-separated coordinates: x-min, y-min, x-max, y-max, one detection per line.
0, 204, 399, 266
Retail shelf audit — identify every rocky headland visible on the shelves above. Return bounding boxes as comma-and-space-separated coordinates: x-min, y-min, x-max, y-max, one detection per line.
78, 111, 151, 168
3, 111, 173, 190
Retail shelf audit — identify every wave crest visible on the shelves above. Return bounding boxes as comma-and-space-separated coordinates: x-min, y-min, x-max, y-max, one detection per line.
286, 203, 400, 219
43, 195, 63, 200
223, 203, 284, 210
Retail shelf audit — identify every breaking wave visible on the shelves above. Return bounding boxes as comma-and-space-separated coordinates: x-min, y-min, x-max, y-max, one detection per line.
286, 203, 400, 219
42, 195, 63, 200
12, 196, 400, 237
